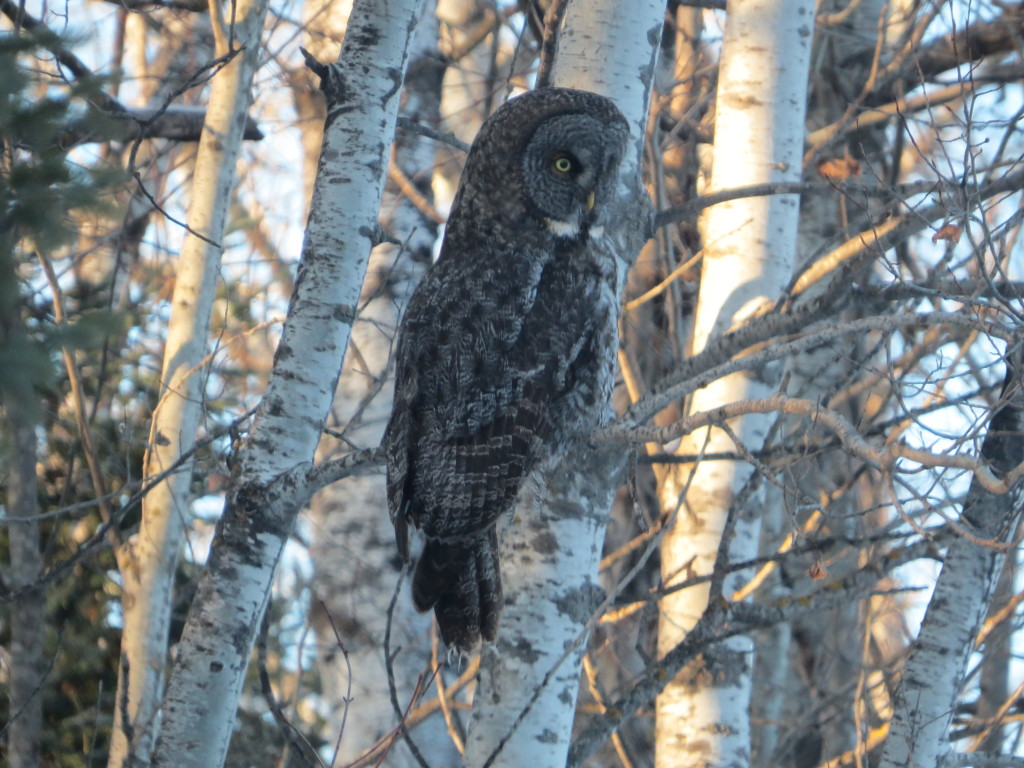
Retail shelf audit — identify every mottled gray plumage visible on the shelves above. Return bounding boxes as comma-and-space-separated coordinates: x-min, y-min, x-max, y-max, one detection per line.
384, 87, 630, 650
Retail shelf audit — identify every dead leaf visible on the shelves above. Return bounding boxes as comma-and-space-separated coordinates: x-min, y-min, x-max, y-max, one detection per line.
817, 155, 861, 181
807, 561, 829, 580
932, 223, 963, 244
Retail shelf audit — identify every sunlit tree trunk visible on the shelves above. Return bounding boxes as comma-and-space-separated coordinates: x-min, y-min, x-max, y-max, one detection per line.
149, 1, 423, 765
755, 2, 900, 764
655, 2, 813, 766
112, 11, 214, 272
107, 4, 269, 766
461, 2, 661, 766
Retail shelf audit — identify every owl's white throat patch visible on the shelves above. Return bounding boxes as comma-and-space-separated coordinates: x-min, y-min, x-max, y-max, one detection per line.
546, 217, 579, 238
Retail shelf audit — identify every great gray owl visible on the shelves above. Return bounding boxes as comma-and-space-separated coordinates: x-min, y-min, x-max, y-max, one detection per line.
384, 87, 630, 651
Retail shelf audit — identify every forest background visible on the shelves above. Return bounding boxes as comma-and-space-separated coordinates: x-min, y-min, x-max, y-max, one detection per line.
3, 1, 1024, 768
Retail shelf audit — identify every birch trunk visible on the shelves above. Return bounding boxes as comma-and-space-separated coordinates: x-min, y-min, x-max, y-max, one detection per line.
461, 3, 660, 766
655, 2, 813, 766
756, 2, 896, 762
108, 4, 269, 766
976, 554, 1014, 752
878, 356, 1024, 768
306, 2, 454, 764
149, 1, 423, 765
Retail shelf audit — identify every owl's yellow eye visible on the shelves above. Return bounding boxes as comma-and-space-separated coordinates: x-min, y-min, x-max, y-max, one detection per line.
551, 154, 575, 174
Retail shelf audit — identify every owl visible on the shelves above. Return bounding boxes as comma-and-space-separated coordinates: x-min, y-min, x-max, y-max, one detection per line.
383, 87, 631, 651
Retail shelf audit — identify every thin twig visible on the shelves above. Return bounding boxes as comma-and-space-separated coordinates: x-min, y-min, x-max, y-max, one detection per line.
432, 629, 465, 755
319, 602, 355, 768
568, 575, 928, 766
619, 392, 1024, 497
382, 570, 432, 768
0, 407, 257, 601
0, 0, 123, 111
388, 159, 446, 224
396, 116, 470, 152
621, 310, 1013, 428
0, 630, 64, 743
534, 0, 570, 89
37, 251, 117, 545
257, 610, 323, 768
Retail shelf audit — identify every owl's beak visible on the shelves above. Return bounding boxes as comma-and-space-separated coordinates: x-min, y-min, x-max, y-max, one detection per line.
586, 190, 596, 211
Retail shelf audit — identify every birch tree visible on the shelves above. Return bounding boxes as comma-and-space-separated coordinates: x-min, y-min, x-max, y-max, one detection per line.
303, 2, 456, 764
457, 4, 660, 766
108, 3, 269, 765
655, 3, 814, 766
9, 3, 1024, 767
879, 345, 1024, 767
148, 1, 423, 764
754, 2, 913, 761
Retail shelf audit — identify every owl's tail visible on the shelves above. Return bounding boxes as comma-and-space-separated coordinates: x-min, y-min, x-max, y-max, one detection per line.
411, 528, 502, 651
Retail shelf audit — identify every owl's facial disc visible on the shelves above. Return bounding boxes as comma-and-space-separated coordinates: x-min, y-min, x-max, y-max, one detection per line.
523, 113, 623, 238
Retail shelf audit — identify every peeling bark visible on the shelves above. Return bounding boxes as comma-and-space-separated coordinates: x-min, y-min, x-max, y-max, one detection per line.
307, 2, 456, 764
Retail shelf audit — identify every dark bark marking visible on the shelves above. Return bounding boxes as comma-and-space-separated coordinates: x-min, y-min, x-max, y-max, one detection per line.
554, 582, 605, 624
531, 531, 557, 554
537, 728, 558, 744
508, 638, 541, 663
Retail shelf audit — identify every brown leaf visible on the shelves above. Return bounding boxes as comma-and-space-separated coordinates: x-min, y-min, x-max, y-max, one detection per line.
807, 561, 829, 580
932, 223, 963, 244
817, 155, 861, 180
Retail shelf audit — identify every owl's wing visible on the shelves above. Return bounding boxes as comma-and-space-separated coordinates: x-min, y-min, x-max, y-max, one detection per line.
385, 245, 601, 544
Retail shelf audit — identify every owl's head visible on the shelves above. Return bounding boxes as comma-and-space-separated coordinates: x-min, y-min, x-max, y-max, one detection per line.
455, 88, 631, 241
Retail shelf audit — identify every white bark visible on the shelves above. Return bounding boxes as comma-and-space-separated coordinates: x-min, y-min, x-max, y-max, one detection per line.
108, 4, 268, 766
758, 2, 891, 762
461, 3, 661, 766
308, 3, 456, 764
879, 361, 1024, 768
748, 484, 791, 766
655, 2, 813, 767
149, 2, 424, 765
